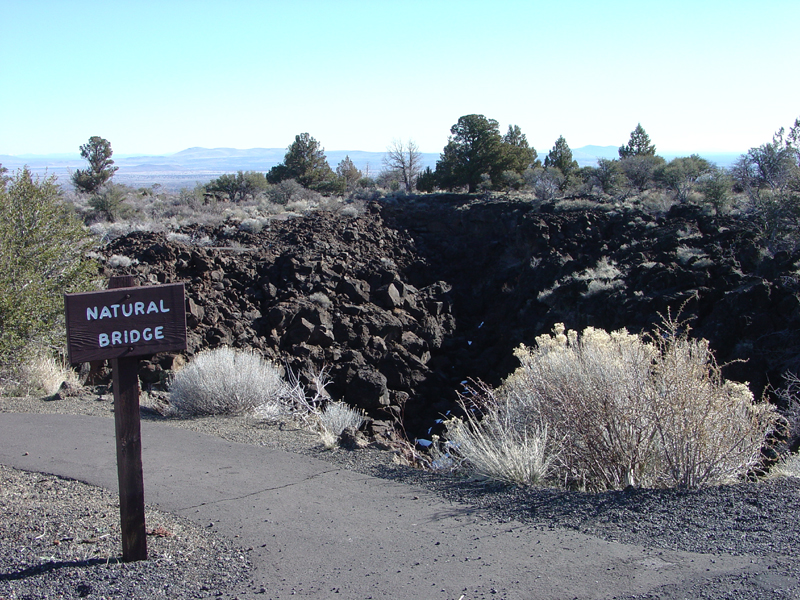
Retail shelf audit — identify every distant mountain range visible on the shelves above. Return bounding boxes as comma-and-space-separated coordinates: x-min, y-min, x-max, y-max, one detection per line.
0, 146, 743, 191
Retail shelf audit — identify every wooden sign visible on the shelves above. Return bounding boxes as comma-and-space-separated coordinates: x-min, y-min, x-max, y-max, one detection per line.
64, 276, 189, 562
64, 283, 187, 364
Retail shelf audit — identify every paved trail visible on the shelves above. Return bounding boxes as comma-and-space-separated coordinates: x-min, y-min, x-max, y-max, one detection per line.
0, 413, 766, 599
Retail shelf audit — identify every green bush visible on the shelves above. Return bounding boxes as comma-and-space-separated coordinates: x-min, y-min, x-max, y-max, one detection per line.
0, 168, 97, 365
88, 183, 136, 222
732, 118, 800, 251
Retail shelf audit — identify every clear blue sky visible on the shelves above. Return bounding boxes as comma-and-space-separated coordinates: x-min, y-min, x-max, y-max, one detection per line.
2, 0, 798, 157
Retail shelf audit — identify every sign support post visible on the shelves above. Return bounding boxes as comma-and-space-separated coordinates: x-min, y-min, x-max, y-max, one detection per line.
112, 352, 147, 561
108, 274, 146, 561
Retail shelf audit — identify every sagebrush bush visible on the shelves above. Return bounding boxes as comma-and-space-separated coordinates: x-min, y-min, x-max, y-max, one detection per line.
10, 349, 81, 397
168, 347, 290, 417
454, 320, 778, 490
309, 292, 332, 310
646, 320, 775, 488
340, 204, 361, 218
316, 401, 365, 448
765, 373, 800, 479
238, 217, 265, 234
504, 324, 659, 489
107, 254, 137, 268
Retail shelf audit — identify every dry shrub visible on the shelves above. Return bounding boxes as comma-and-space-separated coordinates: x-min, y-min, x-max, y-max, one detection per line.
465, 319, 777, 490
768, 373, 800, 479
646, 318, 775, 488
504, 324, 658, 489
316, 401, 365, 448
278, 364, 365, 448
168, 347, 290, 417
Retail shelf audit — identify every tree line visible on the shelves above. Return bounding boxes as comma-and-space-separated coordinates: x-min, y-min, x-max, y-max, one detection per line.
60, 114, 800, 254
194, 115, 800, 208
15, 113, 798, 225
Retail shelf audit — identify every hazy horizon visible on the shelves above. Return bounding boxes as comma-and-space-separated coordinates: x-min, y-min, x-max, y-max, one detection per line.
0, 143, 745, 192
1, 144, 745, 161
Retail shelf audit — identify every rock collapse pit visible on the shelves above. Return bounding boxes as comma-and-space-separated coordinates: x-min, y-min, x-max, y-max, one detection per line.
100, 196, 800, 440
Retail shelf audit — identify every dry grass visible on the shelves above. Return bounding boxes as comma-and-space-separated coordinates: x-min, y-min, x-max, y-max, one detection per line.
316, 401, 366, 448
769, 453, 800, 479
11, 351, 81, 397
444, 382, 553, 486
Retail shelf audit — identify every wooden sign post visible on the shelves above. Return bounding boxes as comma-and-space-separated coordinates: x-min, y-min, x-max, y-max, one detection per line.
65, 276, 187, 562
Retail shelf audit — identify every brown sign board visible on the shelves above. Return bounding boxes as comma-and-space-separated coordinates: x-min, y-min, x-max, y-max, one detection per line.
65, 283, 187, 364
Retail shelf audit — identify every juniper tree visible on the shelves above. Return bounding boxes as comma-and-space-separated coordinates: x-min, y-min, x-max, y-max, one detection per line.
336, 155, 362, 190
502, 124, 538, 174
0, 168, 96, 362
206, 171, 268, 202
267, 133, 336, 192
435, 114, 505, 192
544, 135, 579, 189
71, 136, 118, 194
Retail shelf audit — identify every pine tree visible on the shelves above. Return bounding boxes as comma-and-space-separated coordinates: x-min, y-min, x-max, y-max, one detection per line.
435, 114, 504, 192
619, 124, 656, 158
544, 136, 578, 175
336, 156, 362, 190
501, 125, 538, 174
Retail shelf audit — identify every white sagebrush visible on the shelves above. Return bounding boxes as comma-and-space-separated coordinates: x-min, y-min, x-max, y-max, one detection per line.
17, 351, 81, 396
107, 254, 137, 268
168, 347, 290, 417
319, 401, 365, 436
166, 232, 192, 245
238, 218, 265, 234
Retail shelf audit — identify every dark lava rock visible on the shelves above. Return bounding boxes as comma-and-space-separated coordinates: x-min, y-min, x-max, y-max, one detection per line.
99, 197, 800, 437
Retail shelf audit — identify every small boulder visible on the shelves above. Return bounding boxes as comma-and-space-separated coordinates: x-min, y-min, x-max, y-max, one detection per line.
339, 426, 369, 450
347, 368, 390, 410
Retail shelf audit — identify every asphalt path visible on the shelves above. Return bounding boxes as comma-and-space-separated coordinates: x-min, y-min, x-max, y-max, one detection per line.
0, 413, 765, 599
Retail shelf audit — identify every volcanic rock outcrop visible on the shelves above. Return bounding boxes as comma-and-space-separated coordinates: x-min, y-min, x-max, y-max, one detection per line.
101, 196, 800, 436
101, 203, 455, 434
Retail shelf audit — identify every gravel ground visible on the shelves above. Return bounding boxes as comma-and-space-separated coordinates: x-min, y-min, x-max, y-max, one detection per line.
3, 391, 800, 599
0, 465, 250, 600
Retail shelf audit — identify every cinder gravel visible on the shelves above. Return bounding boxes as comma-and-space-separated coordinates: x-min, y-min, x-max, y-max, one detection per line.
3, 391, 800, 599
0, 464, 250, 600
